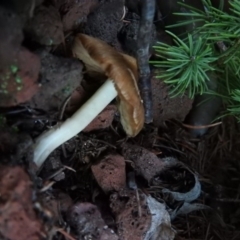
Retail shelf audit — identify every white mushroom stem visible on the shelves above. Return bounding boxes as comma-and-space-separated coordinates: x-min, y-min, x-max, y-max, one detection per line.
33, 79, 117, 168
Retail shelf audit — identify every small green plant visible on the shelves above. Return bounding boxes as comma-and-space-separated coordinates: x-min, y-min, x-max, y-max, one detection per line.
151, 0, 240, 120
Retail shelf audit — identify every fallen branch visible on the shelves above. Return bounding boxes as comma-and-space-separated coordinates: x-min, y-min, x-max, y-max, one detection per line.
136, 0, 155, 123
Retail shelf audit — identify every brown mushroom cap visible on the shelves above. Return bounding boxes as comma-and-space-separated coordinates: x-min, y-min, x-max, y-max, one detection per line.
72, 33, 144, 137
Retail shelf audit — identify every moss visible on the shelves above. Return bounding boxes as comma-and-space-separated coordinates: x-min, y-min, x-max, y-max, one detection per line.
1, 82, 8, 89
1, 71, 11, 81
15, 75, 22, 84
0, 80, 8, 94
0, 65, 23, 95
10, 65, 18, 74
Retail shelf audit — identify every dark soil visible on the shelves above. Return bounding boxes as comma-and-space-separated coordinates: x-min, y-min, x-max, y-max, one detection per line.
0, 0, 239, 240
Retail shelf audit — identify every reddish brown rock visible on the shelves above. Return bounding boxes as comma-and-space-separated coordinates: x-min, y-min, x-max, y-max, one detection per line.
110, 189, 151, 240
29, 50, 83, 111
83, 105, 117, 132
91, 154, 126, 193
0, 47, 40, 107
151, 73, 193, 126
37, 191, 73, 224
121, 143, 165, 182
110, 189, 175, 240
53, 0, 99, 32
67, 85, 89, 112
0, 166, 43, 240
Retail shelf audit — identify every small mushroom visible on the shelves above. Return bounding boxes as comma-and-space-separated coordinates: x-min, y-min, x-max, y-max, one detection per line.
33, 34, 144, 168
73, 34, 144, 136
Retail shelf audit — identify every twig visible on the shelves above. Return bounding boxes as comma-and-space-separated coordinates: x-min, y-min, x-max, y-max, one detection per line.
205, 223, 211, 240
63, 165, 76, 172
56, 228, 76, 240
208, 197, 240, 203
59, 95, 72, 158
182, 121, 222, 129
128, 172, 142, 217
135, 189, 142, 217
87, 137, 116, 149
120, 6, 127, 21
46, 165, 76, 180
153, 143, 186, 155
46, 167, 65, 180
59, 95, 72, 121
136, 0, 155, 123
29, 0, 35, 18
39, 181, 55, 192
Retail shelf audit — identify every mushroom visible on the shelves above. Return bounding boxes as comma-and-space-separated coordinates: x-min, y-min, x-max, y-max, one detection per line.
33, 34, 144, 168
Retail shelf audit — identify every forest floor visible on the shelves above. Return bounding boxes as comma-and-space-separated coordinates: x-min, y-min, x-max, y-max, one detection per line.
0, 0, 239, 239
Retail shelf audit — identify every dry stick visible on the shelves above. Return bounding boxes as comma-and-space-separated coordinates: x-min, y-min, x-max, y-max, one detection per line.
58, 95, 72, 121
58, 95, 72, 158
40, 181, 55, 192
56, 228, 76, 240
120, 6, 127, 21
182, 121, 222, 129
136, 0, 155, 123
128, 172, 142, 217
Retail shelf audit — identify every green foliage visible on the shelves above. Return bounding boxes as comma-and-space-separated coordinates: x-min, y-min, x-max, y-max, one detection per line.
151, 0, 240, 119
168, 0, 240, 40
150, 31, 217, 98
227, 90, 240, 121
